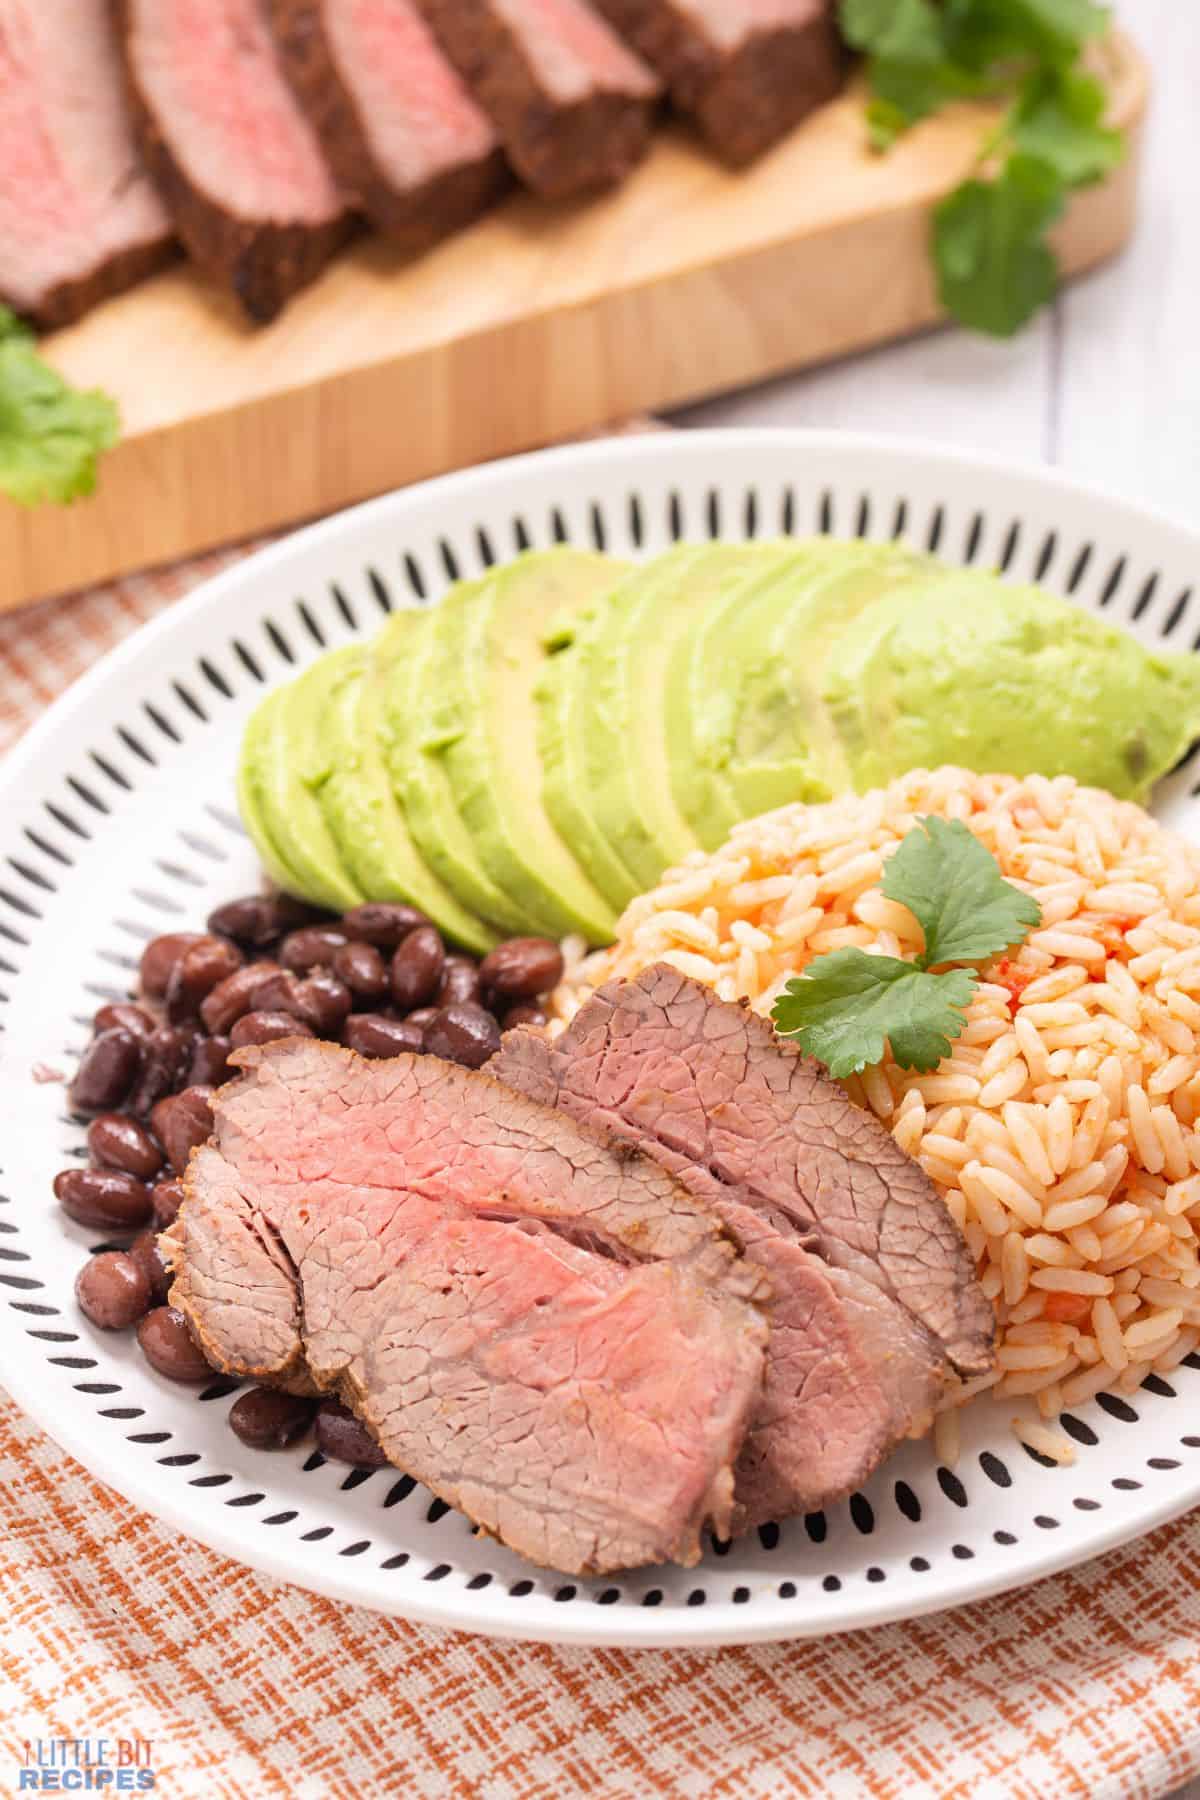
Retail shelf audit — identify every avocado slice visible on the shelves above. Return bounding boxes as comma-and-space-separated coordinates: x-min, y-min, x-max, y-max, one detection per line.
822, 568, 1200, 803
668, 539, 932, 849
237, 661, 365, 912
536, 581, 647, 916
547, 542, 795, 906
723, 539, 934, 818
379, 586, 532, 936
314, 641, 498, 954
434, 548, 626, 943
236, 686, 311, 897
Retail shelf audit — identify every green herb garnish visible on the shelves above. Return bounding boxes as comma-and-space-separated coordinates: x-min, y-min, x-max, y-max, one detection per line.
771, 816, 1042, 1077
0, 307, 120, 507
839, 0, 1125, 336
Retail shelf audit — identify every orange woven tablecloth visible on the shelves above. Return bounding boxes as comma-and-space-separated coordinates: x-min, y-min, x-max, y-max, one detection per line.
4, 554, 1200, 1800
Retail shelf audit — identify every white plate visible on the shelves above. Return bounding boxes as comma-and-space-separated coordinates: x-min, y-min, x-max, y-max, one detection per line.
4, 429, 1200, 1648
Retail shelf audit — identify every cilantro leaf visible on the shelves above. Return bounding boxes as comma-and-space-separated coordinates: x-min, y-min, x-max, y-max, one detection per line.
932, 152, 1065, 337
840, 0, 1125, 337
941, 0, 1105, 71
771, 817, 1041, 1076
840, 0, 946, 63
771, 950, 979, 1078
0, 306, 33, 348
1011, 66, 1124, 186
882, 816, 1042, 965
0, 308, 120, 507
1001, 0, 1109, 59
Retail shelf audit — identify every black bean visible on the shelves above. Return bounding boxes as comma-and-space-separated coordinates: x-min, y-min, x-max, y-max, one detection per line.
332, 940, 388, 1004
165, 934, 243, 1023
435, 955, 481, 1009
129, 1229, 173, 1306
247, 968, 309, 1014
341, 1014, 426, 1059
229, 1010, 315, 1050
137, 1307, 211, 1383
87, 1113, 165, 1181
315, 1398, 390, 1468
150, 1086, 215, 1174
249, 968, 351, 1037
478, 938, 564, 999
70, 1028, 141, 1113
340, 903, 429, 949
151, 1177, 185, 1229
139, 932, 204, 1000
390, 925, 445, 1011
424, 1002, 501, 1069
201, 961, 280, 1034
54, 1167, 152, 1232
207, 894, 280, 948
503, 1002, 549, 1031
128, 1025, 194, 1118
76, 1251, 152, 1331
208, 892, 325, 947
278, 926, 350, 973
295, 972, 352, 1036
93, 1001, 156, 1041
189, 1034, 232, 1088
228, 1387, 317, 1450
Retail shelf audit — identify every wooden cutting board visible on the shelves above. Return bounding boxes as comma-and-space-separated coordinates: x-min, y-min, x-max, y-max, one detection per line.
0, 34, 1147, 614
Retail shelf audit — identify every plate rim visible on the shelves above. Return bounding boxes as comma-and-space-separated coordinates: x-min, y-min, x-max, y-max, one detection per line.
5, 425, 1200, 1647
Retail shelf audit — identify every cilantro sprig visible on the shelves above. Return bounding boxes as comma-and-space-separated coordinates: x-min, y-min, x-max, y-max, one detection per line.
839, 0, 1125, 336
771, 817, 1041, 1078
0, 307, 120, 507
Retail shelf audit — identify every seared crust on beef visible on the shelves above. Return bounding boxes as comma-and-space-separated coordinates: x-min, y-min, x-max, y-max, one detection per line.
492, 966, 994, 1526
30, 236, 176, 332
418, 0, 661, 199
591, 0, 844, 165
169, 1036, 769, 1574
119, 0, 351, 323
125, 123, 349, 323
0, 0, 174, 328
268, 0, 508, 252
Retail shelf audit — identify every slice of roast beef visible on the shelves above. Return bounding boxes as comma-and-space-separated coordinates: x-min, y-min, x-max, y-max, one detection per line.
590, 0, 843, 165
0, 0, 173, 328
417, 0, 661, 199
120, 0, 350, 323
168, 1037, 769, 1574
492, 967, 994, 1527
268, 0, 508, 251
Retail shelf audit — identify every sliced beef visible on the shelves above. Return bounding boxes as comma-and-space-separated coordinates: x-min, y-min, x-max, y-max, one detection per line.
0, 0, 173, 328
492, 967, 994, 1527
120, 0, 350, 323
417, 0, 661, 199
590, 0, 843, 165
168, 1037, 768, 1574
268, 0, 508, 251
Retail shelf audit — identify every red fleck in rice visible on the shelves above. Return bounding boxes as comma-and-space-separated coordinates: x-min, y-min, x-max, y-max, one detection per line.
553, 769, 1200, 1465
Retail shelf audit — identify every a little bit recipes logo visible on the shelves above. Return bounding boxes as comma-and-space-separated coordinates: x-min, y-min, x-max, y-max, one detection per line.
17, 1740, 156, 1791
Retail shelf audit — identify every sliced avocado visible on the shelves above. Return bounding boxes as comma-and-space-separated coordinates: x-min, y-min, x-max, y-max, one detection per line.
723, 540, 934, 817
668, 539, 932, 849
379, 585, 531, 936
434, 548, 625, 943
237, 660, 365, 912
314, 641, 498, 954
822, 569, 1200, 803
550, 542, 795, 906
536, 572, 651, 917
236, 686, 310, 897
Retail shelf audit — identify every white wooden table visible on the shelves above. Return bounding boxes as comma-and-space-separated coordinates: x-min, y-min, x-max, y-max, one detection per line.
674, 1, 1199, 532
